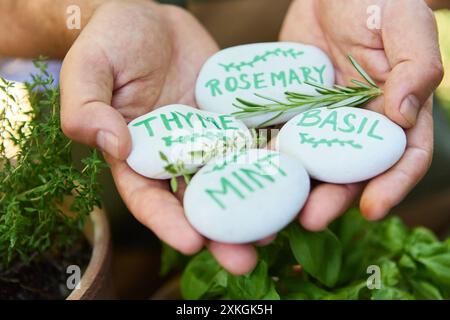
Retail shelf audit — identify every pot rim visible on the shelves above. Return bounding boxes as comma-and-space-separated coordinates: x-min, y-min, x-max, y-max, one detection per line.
66, 207, 111, 300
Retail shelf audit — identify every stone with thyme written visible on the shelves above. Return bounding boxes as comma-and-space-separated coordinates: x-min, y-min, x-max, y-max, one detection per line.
126, 104, 253, 179
276, 107, 407, 183
195, 42, 335, 128
183, 149, 310, 244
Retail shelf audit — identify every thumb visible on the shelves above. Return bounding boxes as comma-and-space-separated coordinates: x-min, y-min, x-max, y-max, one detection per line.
382, 0, 443, 128
60, 41, 131, 160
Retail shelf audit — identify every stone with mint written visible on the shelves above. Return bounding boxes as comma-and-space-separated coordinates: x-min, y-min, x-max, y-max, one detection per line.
195, 42, 335, 128
184, 149, 310, 244
277, 107, 407, 184
126, 104, 253, 179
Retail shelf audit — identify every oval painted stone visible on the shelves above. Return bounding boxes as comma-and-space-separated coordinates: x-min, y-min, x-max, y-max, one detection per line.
195, 42, 335, 128
277, 107, 407, 184
184, 149, 310, 244
127, 104, 253, 179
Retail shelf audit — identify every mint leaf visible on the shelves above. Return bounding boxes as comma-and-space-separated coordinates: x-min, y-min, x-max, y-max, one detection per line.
288, 223, 342, 287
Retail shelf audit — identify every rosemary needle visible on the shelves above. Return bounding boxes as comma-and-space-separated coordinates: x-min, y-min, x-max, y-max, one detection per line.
232, 55, 383, 127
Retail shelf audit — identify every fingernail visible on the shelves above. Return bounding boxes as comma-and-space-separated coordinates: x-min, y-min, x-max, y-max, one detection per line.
400, 95, 420, 126
96, 130, 120, 159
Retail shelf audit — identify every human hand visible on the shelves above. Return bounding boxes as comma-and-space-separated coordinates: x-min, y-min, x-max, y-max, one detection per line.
60, 0, 259, 274
280, 0, 444, 228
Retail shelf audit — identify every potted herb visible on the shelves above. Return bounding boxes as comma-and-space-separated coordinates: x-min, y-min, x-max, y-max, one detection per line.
0, 60, 112, 300
154, 208, 450, 300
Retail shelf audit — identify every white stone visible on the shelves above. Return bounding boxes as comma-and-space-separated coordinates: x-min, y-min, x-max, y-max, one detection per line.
126, 104, 253, 179
195, 42, 335, 128
184, 149, 310, 244
277, 107, 407, 184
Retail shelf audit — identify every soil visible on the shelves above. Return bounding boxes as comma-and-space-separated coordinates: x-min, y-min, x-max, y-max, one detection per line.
0, 237, 91, 300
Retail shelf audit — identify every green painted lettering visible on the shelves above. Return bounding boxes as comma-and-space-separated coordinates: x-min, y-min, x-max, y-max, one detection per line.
253, 72, 268, 89
339, 113, 357, 133
357, 117, 368, 134
300, 67, 317, 83
132, 116, 158, 137
175, 112, 194, 128
367, 120, 384, 140
319, 111, 338, 131
219, 115, 238, 130
161, 112, 183, 131
238, 74, 252, 90
270, 71, 287, 87
297, 109, 322, 127
313, 65, 327, 84
205, 177, 244, 209
288, 69, 302, 85
205, 79, 222, 97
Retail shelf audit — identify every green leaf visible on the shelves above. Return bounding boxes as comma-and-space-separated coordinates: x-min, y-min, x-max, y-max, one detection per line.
170, 177, 178, 193
418, 253, 450, 287
288, 223, 342, 287
369, 216, 408, 256
348, 54, 377, 87
180, 250, 225, 300
409, 279, 443, 300
159, 151, 169, 162
160, 243, 185, 277
323, 281, 367, 300
228, 261, 280, 300
379, 259, 401, 287
371, 287, 415, 300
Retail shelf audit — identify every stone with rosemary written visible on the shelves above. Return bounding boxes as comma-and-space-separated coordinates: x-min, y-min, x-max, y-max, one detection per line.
277, 107, 407, 183
183, 149, 310, 244
127, 104, 253, 179
195, 42, 335, 128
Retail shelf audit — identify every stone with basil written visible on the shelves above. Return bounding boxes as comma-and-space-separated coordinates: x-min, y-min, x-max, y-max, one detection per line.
127, 104, 253, 179
183, 149, 310, 244
276, 107, 407, 184
195, 42, 335, 128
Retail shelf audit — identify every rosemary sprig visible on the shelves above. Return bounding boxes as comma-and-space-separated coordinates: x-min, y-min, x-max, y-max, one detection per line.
232, 55, 383, 127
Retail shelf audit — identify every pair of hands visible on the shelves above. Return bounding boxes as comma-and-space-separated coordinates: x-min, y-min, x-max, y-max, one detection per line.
60, 0, 443, 275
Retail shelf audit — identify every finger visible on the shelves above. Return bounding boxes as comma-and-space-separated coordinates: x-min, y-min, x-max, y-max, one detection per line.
279, 0, 329, 52
381, 0, 443, 128
208, 242, 258, 275
60, 38, 131, 160
360, 98, 433, 220
106, 155, 204, 254
300, 183, 363, 231
255, 235, 277, 247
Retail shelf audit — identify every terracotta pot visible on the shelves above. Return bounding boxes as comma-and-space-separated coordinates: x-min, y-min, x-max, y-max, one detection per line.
150, 275, 182, 300
66, 207, 115, 300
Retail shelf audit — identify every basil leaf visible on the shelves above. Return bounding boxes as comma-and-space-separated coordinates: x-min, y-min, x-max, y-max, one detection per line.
180, 250, 226, 300
418, 252, 450, 287
228, 261, 280, 300
288, 223, 342, 287
323, 281, 367, 300
282, 277, 331, 300
409, 279, 443, 300
369, 217, 407, 256
160, 243, 185, 276
371, 287, 415, 300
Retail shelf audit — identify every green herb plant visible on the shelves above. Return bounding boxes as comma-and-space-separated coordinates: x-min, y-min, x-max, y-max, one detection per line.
0, 59, 105, 268
233, 55, 384, 127
160, 130, 259, 192
166, 209, 450, 300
